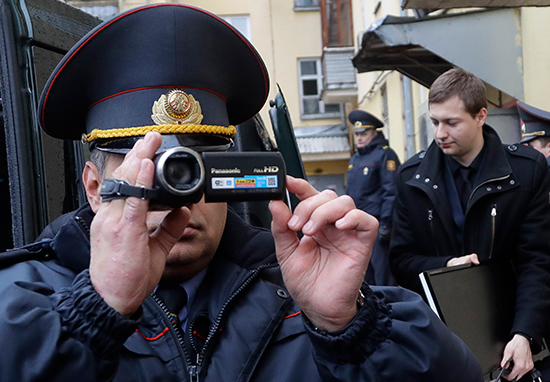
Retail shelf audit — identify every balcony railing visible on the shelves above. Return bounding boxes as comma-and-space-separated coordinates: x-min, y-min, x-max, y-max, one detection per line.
321, 46, 357, 104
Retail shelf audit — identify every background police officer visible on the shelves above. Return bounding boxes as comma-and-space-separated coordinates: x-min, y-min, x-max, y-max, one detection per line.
517, 100, 550, 170
346, 110, 400, 286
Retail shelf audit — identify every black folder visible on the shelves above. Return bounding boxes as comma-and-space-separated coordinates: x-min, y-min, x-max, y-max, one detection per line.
419, 261, 517, 376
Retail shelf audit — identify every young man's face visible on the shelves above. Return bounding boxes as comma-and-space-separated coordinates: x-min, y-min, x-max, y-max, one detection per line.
429, 95, 487, 166
525, 138, 550, 159
354, 129, 377, 149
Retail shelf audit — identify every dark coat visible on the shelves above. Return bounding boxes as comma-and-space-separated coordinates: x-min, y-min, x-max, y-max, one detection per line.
390, 125, 550, 347
346, 133, 400, 226
0, 204, 483, 381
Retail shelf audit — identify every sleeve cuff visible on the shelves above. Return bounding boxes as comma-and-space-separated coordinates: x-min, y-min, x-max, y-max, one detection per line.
303, 285, 392, 364
53, 269, 140, 359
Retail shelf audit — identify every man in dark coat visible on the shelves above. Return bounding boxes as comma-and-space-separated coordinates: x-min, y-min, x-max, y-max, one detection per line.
0, 5, 483, 381
390, 68, 550, 381
517, 100, 550, 170
346, 110, 400, 285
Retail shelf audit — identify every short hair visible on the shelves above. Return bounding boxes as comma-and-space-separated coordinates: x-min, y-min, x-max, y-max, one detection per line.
429, 68, 487, 118
536, 136, 550, 148
90, 149, 110, 178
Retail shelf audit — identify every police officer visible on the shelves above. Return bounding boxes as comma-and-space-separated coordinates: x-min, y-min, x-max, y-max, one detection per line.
346, 110, 400, 286
517, 100, 550, 170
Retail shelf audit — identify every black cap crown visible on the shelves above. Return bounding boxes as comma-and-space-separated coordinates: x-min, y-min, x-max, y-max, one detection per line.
38, 4, 269, 152
348, 109, 384, 133
517, 101, 550, 143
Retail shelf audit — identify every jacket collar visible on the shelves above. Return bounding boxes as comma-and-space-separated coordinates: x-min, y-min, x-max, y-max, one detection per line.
412, 124, 513, 187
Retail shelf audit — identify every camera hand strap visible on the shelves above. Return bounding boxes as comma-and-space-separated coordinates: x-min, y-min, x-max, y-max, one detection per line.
100, 178, 161, 202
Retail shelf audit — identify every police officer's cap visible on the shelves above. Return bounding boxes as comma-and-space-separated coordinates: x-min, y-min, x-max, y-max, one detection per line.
348, 110, 384, 133
517, 101, 550, 144
38, 4, 269, 153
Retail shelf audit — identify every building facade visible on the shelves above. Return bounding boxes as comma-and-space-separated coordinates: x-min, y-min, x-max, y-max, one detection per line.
65, 0, 550, 193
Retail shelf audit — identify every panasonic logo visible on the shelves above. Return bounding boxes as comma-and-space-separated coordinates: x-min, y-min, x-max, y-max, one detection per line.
211, 167, 241, 174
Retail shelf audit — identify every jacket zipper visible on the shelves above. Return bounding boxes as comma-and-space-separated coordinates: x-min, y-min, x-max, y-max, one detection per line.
489, 204, 497, 259
153, 263, 274, 382
151, 293, 194, 380
428, 209, 441, 257
74, 215, 91, 237
194, 265, 272, 377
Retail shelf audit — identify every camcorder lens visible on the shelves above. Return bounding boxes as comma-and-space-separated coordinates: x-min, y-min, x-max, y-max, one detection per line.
164, 155, 200, 190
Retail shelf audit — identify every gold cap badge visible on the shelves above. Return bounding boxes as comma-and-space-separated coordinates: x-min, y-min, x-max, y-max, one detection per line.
152, 89, 203, 125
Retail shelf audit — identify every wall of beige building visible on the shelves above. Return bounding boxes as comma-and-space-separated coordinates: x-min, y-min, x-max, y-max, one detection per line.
521, 7, 550, 110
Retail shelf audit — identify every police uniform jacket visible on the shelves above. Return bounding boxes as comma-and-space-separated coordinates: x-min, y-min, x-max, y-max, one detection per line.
0, 204, 483, 381
346, 133, 400, 225
390, 124, 550, 348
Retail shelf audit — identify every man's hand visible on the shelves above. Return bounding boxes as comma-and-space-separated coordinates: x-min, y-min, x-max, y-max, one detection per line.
269, 176, 378, 332
89, 132, 190, 317
500, 335, 534, 381
446, 253, 480, 267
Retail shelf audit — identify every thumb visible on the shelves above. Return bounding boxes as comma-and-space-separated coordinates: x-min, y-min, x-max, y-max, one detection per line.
269, 200, 299, 261
151, 207, 191, 255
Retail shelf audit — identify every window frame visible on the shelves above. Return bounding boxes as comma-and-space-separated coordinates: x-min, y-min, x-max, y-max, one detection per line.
294, 0, 320, 11
298, 58, 342, 120
220, 15, 252, 42
320, 0, 353, 48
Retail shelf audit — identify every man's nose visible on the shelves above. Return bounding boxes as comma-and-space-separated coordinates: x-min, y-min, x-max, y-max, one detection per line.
434, 124, 447, 139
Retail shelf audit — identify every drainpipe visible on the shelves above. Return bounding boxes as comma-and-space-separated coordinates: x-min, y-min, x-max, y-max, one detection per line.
401, 9, 416, 159
403, 75, 416, 159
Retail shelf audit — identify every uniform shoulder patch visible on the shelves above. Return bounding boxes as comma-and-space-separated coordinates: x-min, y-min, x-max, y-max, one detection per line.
382, 145, 389, 150
387, 160, 396, 171
348, 164, 353, 170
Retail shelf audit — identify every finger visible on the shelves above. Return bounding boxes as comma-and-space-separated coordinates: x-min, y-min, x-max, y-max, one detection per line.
501, 349, 513, 368
288, 189, 340, 232
335, 209, 379, 234
122, 157, 154, 224
151, 207, 191, 255
300, 195, 357, 236
269, 200, 299, 258
112, 132, 162, 184
285, 176, 320, 201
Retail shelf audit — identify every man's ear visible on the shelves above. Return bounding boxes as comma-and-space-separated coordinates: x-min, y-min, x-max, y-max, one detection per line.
83, 161, 103, 213
477, 107, 488, 126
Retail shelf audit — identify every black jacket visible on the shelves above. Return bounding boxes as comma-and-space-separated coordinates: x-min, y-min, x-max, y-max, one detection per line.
0, 204, 483, 381
346, 133, 400, 226
390, 125, 550, 346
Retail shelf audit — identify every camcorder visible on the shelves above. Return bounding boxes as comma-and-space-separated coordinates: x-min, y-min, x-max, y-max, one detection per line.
100, 147, 287, 210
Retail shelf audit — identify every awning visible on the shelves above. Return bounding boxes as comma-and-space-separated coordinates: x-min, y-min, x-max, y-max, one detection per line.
352, 8, 524, 99
402, 0, 550, 9
294, 125, 351, 161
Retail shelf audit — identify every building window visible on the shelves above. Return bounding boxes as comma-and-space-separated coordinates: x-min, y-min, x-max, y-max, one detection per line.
298, 58, 342, 119
321, 0, 353, 48
295, 0, 320, 11
221, 15, 252, 41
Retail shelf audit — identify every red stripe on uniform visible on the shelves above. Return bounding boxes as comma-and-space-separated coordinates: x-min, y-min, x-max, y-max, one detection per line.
136, 327, 169, 341
284, 311, 301, 319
